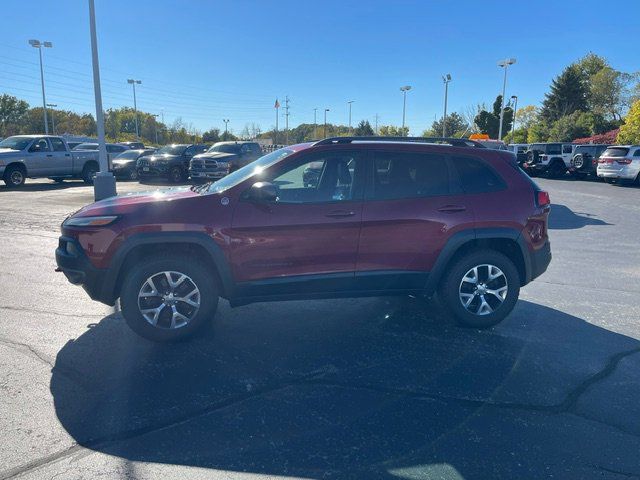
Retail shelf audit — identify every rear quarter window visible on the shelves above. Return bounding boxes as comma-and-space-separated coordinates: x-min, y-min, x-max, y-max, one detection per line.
451, 156, 506, 194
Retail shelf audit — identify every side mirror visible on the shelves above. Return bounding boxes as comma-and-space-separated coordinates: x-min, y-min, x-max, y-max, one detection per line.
246, 181, 277, 203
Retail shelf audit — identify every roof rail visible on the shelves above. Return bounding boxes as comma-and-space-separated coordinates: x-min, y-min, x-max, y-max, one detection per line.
314, 136, 486, 148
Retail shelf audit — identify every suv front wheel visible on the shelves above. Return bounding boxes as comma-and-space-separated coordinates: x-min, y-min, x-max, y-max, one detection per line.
120, 255, 219, 341
438, 250, 520, 329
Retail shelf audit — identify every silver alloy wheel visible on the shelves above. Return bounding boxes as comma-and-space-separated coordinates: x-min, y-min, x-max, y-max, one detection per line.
137, 271, 201, 329
10, 170, 24, 185
458, 264, 508, 316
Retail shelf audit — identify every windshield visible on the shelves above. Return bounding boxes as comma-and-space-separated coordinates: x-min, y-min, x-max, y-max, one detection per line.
602, 147, 629, 157
113, 150, 140, 160
156, 145, 187, 155
205, 148, 295, 194
74, 143, 98, 150
209, 144, 241, 154
0, 136, 32, 150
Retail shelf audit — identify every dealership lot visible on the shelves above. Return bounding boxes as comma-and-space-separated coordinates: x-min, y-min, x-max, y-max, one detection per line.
1, 178, 640, 479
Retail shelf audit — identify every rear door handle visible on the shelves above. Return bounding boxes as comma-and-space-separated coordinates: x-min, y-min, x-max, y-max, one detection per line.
437, 205, 467, 213
326, 210, 356, 218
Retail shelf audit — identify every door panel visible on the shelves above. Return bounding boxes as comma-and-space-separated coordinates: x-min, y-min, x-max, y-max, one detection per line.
229, 150, 365, 284
25, 138, 52, 175
48, 137, 72, 175
356, 150, 475, 276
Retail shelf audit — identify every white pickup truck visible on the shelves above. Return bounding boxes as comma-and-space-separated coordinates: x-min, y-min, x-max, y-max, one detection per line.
0, 135, 101, 187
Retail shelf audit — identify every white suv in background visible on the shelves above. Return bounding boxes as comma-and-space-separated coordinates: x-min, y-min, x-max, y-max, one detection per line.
597, 145, 640, 185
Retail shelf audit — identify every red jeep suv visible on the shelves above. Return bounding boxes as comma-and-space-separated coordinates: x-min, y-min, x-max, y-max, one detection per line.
56, 137, 551, 342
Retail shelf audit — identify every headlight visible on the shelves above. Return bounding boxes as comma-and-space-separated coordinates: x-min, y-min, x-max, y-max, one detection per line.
64, 215, 118, 227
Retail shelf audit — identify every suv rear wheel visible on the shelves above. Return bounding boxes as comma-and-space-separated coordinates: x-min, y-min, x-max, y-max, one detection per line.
438, 250, 520, 329
120, 255, 218, 342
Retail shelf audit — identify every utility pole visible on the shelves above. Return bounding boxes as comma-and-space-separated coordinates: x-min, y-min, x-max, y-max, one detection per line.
274, 98, 280, 145
510, 95, 518, 140
324, 108, 330, 138
497, 58, 516, 140
127, 79, 141, 139
223, 119, 230, 139
284, 96, 290, 145
88, 0, 116, 200
442, 74, 452, 137
400, 85, 412, 135
46, 103, 57, 134
313, 108, 318, 139
347, 100, 354, 133
29, 39, 52, 134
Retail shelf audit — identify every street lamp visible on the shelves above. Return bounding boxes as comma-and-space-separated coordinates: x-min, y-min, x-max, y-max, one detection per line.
323, 108, 330, 138
88, 0, 116, 201
46, 103, 57, 134
127, 79, 141, 139
497, 58, 516, 140
347, 100, 354, 133
510, 95, 518, 140
400, 85, 412, 135
223, 119, 230, 139
442, 74, 452, 137
28, 39, 52, 134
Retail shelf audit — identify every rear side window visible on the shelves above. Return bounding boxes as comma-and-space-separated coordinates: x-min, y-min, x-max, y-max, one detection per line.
371, 151, 449, 200
50, 138, 67, 152
547, 144, 561, 155
452, 156, 505, 194
633, 148, 640, 157
602, 147, 629, 157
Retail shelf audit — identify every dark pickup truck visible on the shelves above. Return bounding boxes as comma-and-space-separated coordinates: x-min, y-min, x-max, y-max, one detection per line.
189, 141, 263, 183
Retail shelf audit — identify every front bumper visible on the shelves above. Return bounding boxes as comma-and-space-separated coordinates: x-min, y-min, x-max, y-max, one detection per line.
112, 162, 135, 177
189, 169, 227, 180
137, 163, 170, 178
55, 236, 114, 305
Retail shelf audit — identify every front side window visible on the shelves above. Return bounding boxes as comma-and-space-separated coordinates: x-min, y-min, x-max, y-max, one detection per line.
371, 151, 449, 200
562, 144, 573, 154
29, 138, 50, 152
269, 151, 361, 203
452, 156, 505, 194
50, 138, 67, 152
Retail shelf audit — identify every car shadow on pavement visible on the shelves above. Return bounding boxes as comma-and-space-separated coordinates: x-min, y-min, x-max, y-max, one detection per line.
549, 203, 612, 230
0, 180, 89, 193
49, 298, 640, 479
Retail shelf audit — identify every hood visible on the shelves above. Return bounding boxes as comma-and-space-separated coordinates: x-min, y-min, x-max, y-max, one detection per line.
0, 148, 21, 155
143, 153, 179, 162
193, 152, 237, 161
73, 186, 199, 217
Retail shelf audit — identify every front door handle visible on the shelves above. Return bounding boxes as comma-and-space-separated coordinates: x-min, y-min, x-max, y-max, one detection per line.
46, 154, 53, 157
437, 205, 467, 213
326, 210, 356, 218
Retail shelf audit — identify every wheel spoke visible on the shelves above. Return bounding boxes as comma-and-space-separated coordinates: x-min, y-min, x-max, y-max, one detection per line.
476, 295, 493, 315
459, 292, 475, 307
485, 286, 507, 302
462, 267, 479, 285
140, 306, 163, 325
459, 264, 508, 316
170, 305, 189, 329
487, 266, 503, 282
174, 287, 199, 307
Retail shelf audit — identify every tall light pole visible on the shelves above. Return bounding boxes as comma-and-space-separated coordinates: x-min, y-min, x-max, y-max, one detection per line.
442, 74, 452, 137
497, 58, 516, 140
323, 108, 330, 138
46, 103, 57, 134
151, 114, 159, 144
510, 95, 518, 141
223, 119, 230, 139
127, 79, 141, 139
28, 39, 52, 134
88, 0, 116, 200
400, 85, 412, 135
347, 100, 354, 133
313, 108, 318, 139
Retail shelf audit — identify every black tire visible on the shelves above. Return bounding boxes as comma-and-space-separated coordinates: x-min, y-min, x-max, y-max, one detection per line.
3, 165, 26, 187
82, 162, 98, 185
53, 178, 65, 184
120, 255, 219, 342
169, 166, 183, 183
437, 250, 520, 329
547, 160, 566, 178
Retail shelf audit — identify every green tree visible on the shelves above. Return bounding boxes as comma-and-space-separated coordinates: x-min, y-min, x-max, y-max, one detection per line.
473, 96, 513, 139
547, 112, 591, 142
514, 105, 539, 129
378, 125, 409, 136
504, 127, 528, 144
354, 120, 374, 136
617, 100, 640, 144
540, 64, 588, 122
0, 94, 29, 137
202, 128, 220, 143
422, 112, 468, 137
527, 121, 551, 143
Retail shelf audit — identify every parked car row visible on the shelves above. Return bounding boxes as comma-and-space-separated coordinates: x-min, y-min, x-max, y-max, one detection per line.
503, 141, 640, 186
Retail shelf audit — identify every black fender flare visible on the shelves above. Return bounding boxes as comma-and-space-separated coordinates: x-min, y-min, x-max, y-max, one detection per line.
102, 232, 235, 302
423, 227, 530, 296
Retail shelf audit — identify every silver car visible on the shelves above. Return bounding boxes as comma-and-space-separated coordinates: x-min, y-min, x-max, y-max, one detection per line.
597, 145, 640, 184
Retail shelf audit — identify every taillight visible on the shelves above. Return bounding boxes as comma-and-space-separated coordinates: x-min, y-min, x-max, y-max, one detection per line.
616, 158, 632, 165
536, 190, 550, 207
598, 158, 608, 164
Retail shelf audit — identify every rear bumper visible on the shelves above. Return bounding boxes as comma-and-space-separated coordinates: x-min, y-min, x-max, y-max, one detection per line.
528, 240, 551, 283
55, 236, 115, 305
597, 166, 639, 180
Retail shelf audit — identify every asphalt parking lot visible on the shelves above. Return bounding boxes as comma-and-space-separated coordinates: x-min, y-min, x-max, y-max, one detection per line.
1, 177, 640, 479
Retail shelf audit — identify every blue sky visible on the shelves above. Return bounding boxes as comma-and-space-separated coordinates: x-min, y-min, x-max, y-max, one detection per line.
1, 0, 638, 136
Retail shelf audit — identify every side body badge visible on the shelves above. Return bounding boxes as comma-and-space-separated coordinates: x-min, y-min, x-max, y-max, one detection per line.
221, 197, 230, 206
